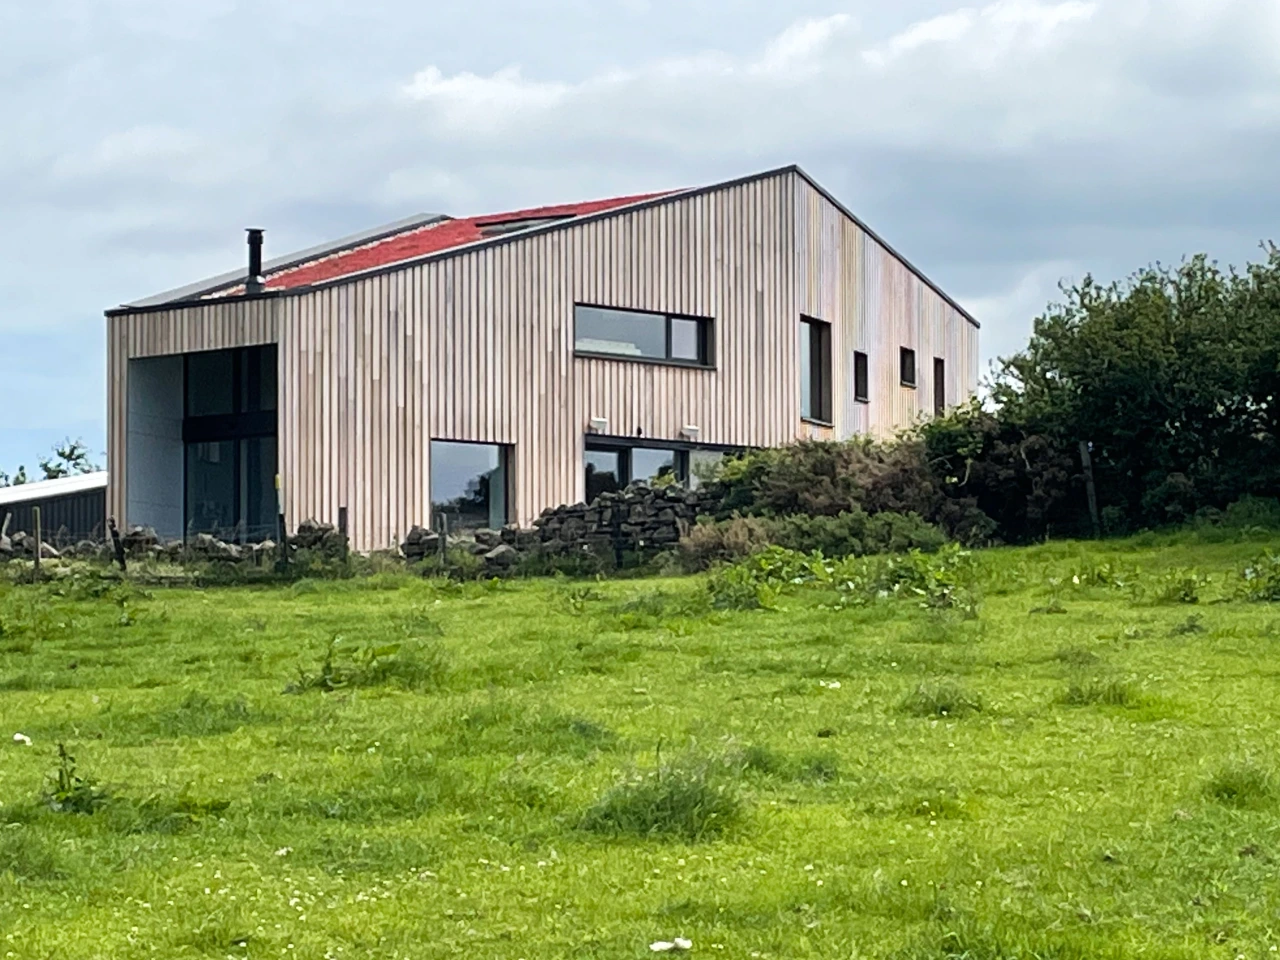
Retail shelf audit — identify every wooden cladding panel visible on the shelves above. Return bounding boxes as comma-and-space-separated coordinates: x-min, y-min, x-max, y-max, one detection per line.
108, 171, 976, 551
792, 177, 978, 440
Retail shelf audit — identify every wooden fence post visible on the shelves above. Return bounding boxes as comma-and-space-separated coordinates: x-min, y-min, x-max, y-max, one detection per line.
32, 506, 41, 577
1079, 441, 1101, 538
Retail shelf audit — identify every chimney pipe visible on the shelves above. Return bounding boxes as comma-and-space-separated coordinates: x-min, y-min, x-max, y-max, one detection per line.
246, 228, 265, 294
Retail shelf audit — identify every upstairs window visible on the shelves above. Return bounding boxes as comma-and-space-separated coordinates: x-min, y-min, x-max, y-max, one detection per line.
854, 351, 870, 403
900, 347, 917, 388
575, 305, 713, 366
801, 317, 833, 423
933, 357, 946, 415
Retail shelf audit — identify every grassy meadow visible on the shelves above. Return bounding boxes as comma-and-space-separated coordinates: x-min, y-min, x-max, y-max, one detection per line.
3, 533, 1280, 958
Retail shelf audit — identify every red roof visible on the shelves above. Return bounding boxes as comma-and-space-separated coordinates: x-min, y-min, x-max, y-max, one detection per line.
235, 192, 672, 293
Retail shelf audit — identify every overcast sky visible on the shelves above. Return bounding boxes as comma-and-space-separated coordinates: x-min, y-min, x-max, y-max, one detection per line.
3, 0, 1278, 472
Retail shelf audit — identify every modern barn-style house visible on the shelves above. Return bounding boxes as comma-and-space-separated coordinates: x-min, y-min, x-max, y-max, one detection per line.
105, 165, 979, 551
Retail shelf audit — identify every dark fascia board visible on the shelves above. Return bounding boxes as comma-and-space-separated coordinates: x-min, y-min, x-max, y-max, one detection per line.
107, 165, 979, 329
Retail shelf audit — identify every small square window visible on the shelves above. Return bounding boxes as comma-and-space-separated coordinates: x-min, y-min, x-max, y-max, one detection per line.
900, 347, 917, 388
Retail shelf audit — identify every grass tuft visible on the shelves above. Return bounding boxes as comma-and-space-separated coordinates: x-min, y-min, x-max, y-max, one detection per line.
902, 682, 983, 718
0, 830, 73, 881
1059, 679, 1143, 708
1207, 763, 1275, 809
580, 757, 743, 841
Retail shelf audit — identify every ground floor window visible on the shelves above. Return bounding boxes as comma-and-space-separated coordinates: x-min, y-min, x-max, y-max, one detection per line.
184, 435, 277, 540
431, 440, 510, 531
182, 344, 279, 542
584, 440, 728, 499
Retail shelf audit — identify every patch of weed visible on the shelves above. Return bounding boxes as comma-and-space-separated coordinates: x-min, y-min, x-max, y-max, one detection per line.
1059, 679, 1144, 709
1207, 763, 1275, 810
44, 744, 109, 814
902, 682, 983, 719
0, 830, 74, 881
580, 755, 742, 841
795, 751, 840, 784
286, 636, 448, 693
1053, 646, 1101, 667
1170, 613, 1206, 636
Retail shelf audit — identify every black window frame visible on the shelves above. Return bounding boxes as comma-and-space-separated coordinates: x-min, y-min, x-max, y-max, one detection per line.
584, 440, 690, 490
428, 438, 514, 532
853, 350, 870, 404
933, 357, 946, 415
900, 347, 917, 388
573, 303, 715, 369
801, 316, 833, 424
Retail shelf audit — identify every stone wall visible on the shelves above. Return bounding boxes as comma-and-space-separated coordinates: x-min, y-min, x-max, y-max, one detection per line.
400, 482, 721, 573
531, 482, 719, 564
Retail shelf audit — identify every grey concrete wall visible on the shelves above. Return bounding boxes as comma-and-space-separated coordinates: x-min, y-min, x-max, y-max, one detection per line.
126, 355, 184, 539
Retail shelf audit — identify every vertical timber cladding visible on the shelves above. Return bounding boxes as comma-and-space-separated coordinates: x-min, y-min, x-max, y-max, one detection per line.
108, 169, 975, 552
106, 298, 281, 530
792, 176, 980, 440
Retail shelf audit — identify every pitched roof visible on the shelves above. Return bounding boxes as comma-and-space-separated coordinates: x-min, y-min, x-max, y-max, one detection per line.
112, 166, 978, 327
251, 193, 671, 293
126, 213, 450, 308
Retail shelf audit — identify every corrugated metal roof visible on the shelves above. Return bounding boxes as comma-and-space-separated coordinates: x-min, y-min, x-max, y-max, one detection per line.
126, 213, 450, 307
0, 472, 109, 507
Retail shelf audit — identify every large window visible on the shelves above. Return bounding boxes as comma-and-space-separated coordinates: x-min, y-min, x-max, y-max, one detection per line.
933, 357, 946, 415
900, 347, 917, 388
430, 441, 510, 532
801, 317, 832, 423
575, 305, 713, 366
584, 442, 689, 497
183, 345, 279, 541
854, 350, 870, 404
583, 441, 729, 500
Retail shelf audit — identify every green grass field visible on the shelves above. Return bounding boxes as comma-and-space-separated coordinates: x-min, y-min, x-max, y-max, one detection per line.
3, 533, 1280, 959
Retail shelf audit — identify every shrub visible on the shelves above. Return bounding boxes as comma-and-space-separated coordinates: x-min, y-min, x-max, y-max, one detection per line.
1140, 568, 1209, 605
676, 510, 948, 574
864, 511, 948, 554
580, 757, 742, 841
1221, 496, 1280, 531
712, 439, 938, 520
706, 564, 781, 611
1238, 552, 1280, 602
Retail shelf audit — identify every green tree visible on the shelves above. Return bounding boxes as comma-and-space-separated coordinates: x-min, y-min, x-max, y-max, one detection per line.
38, 439, 101, 480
